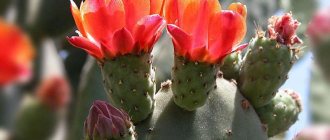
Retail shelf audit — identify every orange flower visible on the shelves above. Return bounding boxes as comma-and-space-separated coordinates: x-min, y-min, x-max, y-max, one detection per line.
164, 0, 247, 64
0, 20, 34, 86
68, 0, 166, 61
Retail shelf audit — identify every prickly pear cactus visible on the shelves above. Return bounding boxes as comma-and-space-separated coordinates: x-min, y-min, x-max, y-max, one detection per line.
101, 54, 156, 123
13, 97, 57, 140
136, 78, 268, 140
171, 57, 219, 111
239, 36, 295, 107
221, 52, 242, 80
256, 89, 302, 137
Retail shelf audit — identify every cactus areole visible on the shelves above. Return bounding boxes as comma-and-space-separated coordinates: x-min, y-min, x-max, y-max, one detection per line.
164, 0, 247, 110
67, 0, 166, 122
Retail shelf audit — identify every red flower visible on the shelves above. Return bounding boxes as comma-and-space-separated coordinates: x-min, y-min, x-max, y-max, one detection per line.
68, 0, 166, 61
268, 13, 303, 46
164, 0, 247, 64
307, 8, 330, 45
37, 76, 71, 110
0, 20, 34, 86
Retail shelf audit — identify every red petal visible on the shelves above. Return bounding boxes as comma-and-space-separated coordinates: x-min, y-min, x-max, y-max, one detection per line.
150, 0, 165, 15
133, 15, 166, 52
208, 10, 246, 62
167, 24, 192, 56
189, 46, 209, 62
82, 0, 125, 43
122, 0, 150, 31
163, 0, 179, 24
67, 36, 104, 60
112, 28, 134, 55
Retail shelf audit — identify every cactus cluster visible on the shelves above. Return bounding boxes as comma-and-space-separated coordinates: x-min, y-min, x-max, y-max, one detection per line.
65, 0, 304, 140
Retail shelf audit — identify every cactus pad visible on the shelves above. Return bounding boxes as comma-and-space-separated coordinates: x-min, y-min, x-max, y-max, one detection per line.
171, 57, 219, 111
101, 54, 156, 123
239, 36, 295, 107
136, 78, 268, 140
256, 89, 302, 137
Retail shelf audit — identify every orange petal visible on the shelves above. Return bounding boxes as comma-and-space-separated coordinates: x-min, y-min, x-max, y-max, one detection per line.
189, 46, 208, 62
178, 0, 220, 34
112, 28, 134, 55
67, 36, 104, 60
167, 24, 192, 56
83, 0, 125, 42
133, 14, 166, 52
163, 0, 179, 24
228, 2, 247, 19
208, 10, 246, 62
191, 0, 221, 48
122, 0, 150, 31
150, 0, 165, 15
70, 0, 87, 37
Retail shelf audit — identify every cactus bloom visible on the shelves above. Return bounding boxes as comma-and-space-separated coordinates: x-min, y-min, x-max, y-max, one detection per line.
268, 13, 303, 46
68, 0, 166, 62
307, 8, 330, 45
164, 0, 247, 64
0, 20, 34, 86
84, 100, 134, 139
37, 76, 71, 110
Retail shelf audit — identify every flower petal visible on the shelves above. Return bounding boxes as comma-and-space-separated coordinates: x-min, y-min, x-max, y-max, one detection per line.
167, 24, 192, 57
133, 14, 166, 52
163, 0, 179, 24
95, 115, 114, 138
70, 0, 87, 37
228, 3, 247, 19
208, 10, 246, 62
113, 28, 134, 55
191, 0, 221, 48
150, 0, 165, 15
189, 46, 208, 62
122, 0, 150, 31
67, 36, 103, 60
178, 0, 220, 34
82, 0, 125, 42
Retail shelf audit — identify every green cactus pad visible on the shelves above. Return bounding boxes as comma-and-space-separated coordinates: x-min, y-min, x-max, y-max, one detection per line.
221, 52, 242, 81
256, 89, 301, 137
239, 36, 295, 107
171, 57, 219, 111
101, 54, 156, 123
13, 97, 57, 140
136, 78, 268, 140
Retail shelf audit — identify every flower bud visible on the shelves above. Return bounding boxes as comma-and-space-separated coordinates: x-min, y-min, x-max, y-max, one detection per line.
84, 100, 135, 140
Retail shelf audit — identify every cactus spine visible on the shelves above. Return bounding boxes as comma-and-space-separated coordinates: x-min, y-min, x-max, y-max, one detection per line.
101, 54, 156, 123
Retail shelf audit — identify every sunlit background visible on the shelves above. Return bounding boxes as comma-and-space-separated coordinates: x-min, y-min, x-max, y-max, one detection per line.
0, 0, 330, 140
